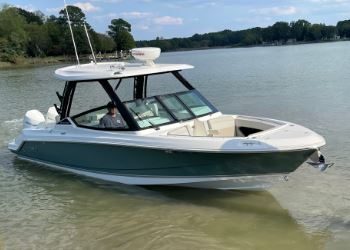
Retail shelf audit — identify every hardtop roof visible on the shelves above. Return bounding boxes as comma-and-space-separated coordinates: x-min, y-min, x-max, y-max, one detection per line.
54, 62, 194, 81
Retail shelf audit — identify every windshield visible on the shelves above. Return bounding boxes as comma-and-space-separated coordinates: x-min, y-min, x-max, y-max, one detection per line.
124, 90, 216, 129
158, 95, 193, 120
124, 97, 174, 128
177, 91, 214, 116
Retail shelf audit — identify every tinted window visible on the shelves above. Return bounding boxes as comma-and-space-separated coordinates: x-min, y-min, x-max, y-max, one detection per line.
124, 97, 174, 128
177, 91, 214, 116
159, 95, 193, 120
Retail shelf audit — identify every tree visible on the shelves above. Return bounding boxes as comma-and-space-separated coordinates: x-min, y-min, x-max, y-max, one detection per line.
322, 25, 337, 39
262, 26, 274, 42
271, 22, 290, 41
108, 18, 135, 50
290, 20, 311, 41
58, 5, 86, 27
26, 23, 50, 57
242, 28, 262, 45
0, 6, 28, 62
95, 33, 116, 53
337, 20, 350, 38
44, 15, 65, 56
16, 7, 44, 25
58, 5, 98, 55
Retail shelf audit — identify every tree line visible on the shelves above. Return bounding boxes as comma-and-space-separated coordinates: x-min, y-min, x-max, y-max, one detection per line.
2, 3, 350, 64
0, 5, 135, 63
137, 20, 350, 51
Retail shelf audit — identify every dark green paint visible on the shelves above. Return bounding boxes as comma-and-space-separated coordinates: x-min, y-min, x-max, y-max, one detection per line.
17, 141, 315, 177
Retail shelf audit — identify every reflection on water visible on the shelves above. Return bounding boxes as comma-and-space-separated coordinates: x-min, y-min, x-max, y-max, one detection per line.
1, 42, 350, 249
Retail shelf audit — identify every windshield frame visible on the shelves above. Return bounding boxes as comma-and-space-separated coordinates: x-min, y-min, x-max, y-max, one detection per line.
61, 72, 219, 131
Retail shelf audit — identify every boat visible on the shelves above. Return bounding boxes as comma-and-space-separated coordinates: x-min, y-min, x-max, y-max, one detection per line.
7, 47, 331, 190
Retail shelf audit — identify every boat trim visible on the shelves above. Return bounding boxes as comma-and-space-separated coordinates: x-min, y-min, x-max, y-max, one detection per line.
10, 137, 320, 154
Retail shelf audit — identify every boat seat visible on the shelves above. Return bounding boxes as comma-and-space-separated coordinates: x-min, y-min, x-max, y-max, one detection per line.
207, 116, 236, 137
168, 124, 193, 136
193, 119, 209, 137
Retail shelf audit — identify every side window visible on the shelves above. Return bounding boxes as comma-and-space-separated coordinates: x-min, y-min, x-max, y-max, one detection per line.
111, 78, 134, 102
70, 82, 111, 116
70, 82, 128, 129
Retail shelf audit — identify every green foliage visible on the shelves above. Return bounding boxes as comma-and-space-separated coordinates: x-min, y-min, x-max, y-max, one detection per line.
337, 20, 350, 38
108, 18, 135, 50
26, 23, 50, 57
17, 8, 44, 25
290, 20, 311, 41
0, 4, 120, 63
0, 6, 28, 62
138, 19, 340, 51
58, 5, 93, 55
96, 33, 116, 53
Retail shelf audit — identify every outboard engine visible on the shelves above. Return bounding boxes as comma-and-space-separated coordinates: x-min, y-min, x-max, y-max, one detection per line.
23, 110, 45, 128
46, 106, 59, 124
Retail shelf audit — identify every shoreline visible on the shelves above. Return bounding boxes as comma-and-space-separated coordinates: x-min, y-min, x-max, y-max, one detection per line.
0, 56, 73, 70
161, 38, 350, 53
1, 39, 349, 69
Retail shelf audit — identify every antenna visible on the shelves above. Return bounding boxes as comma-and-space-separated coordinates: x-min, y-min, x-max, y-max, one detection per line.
64, 0, 80, 65
84, 23, 97, 64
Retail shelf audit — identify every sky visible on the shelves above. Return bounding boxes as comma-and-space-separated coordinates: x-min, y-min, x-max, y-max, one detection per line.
3, 0, 350, 40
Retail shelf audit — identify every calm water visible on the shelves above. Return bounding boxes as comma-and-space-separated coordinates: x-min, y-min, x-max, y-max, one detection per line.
1, 42, 350, 249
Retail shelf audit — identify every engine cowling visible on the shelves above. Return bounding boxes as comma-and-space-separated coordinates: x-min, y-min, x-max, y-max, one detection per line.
23, 110, 45, 128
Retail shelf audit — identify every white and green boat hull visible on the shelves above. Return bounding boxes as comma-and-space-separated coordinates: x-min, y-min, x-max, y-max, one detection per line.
11, 140, 316, 190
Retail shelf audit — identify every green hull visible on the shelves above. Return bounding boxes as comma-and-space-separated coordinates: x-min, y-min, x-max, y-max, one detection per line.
16, 141, 315, 177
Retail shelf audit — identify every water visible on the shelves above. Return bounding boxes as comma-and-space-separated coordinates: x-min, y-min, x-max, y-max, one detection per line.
1, 42, 350, 249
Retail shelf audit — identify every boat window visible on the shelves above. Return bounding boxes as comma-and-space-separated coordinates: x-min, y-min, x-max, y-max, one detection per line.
69, 82, 128, 130
73, 106, 128, 129
111, 78, 134, 102
146, 74, 187, 96
177, 91, 214, 116
124, 97, 174, 128
70, 81, 111, 116
158, 95, 193, 120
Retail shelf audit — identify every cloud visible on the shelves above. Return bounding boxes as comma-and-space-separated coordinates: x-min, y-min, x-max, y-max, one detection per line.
308, 0, 349, 3
93, 11, 152, 20
252, 6, 297, 16
15, 4, 36, 12
46, 7, 62, 14
137, 24, 150, 30
73, 2, 100, 12
197, 1, 217, 8
120, 11, 152, 19
91, 0, 123, 3
153, 16, 183, 25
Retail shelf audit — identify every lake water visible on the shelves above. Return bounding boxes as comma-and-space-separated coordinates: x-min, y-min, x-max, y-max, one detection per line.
1, 42, 350, 249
